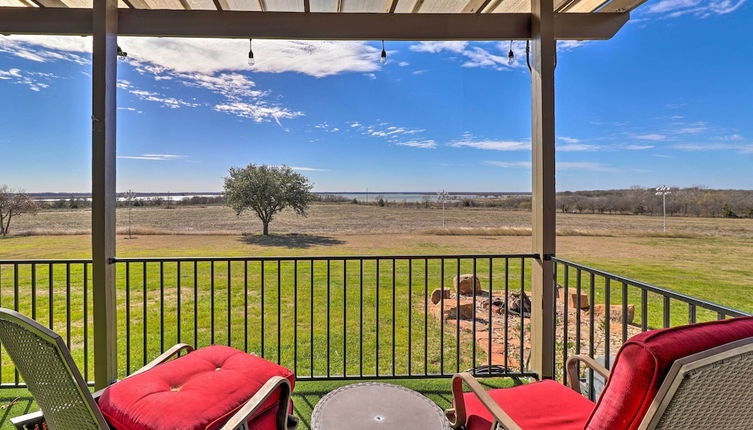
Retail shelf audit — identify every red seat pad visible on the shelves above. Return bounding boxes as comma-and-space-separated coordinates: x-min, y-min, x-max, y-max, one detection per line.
99, 345, 295, 430
586, 316, 753, 430
464, 380, 594, 430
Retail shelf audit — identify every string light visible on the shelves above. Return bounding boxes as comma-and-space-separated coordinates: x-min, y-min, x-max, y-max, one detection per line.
116, 46, 127, 59
380, 40, 387, 65
507, 40, 514, 66
248, 38, 255, 67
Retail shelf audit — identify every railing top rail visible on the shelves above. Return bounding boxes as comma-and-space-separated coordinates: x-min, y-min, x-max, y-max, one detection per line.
553, 257, 750, 318
0, 258, 92, 265
110, 253, 540, 263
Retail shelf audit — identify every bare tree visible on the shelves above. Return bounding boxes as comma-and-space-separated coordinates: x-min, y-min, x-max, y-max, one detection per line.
0, 186, 39, 237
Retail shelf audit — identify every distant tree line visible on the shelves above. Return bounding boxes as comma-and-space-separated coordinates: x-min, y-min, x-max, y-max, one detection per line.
556, 187, 753, 218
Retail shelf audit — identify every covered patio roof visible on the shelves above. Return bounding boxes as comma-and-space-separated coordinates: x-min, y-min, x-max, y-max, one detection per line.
0, 0, 643, 39
0, 0, 650, 390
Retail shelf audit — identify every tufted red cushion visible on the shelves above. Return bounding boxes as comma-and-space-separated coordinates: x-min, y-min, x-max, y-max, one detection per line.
464, 380, 594, 430
99, 345, 295, 430
586, 316, 753, 430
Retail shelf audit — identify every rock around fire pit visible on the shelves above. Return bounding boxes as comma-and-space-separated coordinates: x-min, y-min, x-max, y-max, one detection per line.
427, 276, 642, 371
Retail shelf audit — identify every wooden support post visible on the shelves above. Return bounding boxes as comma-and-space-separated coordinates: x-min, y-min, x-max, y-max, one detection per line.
530, 0, 556, 380
92, 0, 118, 390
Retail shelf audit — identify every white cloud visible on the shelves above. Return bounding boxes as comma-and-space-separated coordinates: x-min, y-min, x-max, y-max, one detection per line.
647, 0, 745, 18
116, 80, 199, 109
558, 136, 581, 143
118, 107, 143, 114
0, 68, 55, 91
558, 162, 616, 172
486, 161, 531, 168
624, 144, 655, 150
410, 41, 469, 54
672, 142, 753, 153
486, 160, 616, 172
557, 41, 588, 51
398, 61, 410, 67
289, 166, 329, 172
412, 70, 428, 75
558, 144, 600, 152
214, 102, 303, 125
396, 140, 437, 149
449, 137, 529, 151
635, 134, 667, 141
118, 154, 185, 161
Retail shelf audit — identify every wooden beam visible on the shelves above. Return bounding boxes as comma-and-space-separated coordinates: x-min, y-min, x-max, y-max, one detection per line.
258, 0, 267, 12
554, 11, 628, 40
461, 0, 493, 13
410, 0, 424, 13
91, 0, 118, 390
0, 8, 629, 40
336, 0, 342, 12
303, 0, 310, 13
529, 0, 556, 381
179, 0, 192, 10
383, 0, 398, 13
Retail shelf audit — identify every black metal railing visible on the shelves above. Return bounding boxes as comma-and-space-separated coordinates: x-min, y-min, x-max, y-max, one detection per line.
552, 258, 750, 400
0, 254, 538, 387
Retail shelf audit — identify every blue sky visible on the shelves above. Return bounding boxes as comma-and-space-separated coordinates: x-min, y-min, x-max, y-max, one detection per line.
0, 0, 752, 193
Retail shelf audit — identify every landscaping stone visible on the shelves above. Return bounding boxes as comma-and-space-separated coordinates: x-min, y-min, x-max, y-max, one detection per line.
591, 304, 635, 324
566, 288, 590, 310
430, 288, 453, 304
453, 274, 483, 295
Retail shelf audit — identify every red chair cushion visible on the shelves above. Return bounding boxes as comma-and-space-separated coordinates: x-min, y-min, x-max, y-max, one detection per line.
464, 380, 595, 430
586, 316, 753, 430
99, 345, 295, 430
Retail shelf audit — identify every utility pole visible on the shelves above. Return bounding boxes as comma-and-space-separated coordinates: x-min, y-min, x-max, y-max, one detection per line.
656, 185, 671, 233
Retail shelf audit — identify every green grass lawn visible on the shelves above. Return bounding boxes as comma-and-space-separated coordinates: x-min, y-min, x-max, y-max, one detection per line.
0, 378, 521, 430
1, 232, 753, 428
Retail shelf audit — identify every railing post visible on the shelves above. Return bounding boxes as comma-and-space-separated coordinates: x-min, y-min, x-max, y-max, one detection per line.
529, 0, 556, 380
92, 0, 119, 390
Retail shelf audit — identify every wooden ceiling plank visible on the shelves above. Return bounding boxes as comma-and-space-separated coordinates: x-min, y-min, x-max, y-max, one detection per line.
126, 0, 152, 9
34, 0, 67, 7
598, 0, 647, 12
461, 0, 492, 13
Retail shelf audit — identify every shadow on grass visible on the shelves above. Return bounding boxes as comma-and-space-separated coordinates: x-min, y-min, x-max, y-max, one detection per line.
0, 390, 35, 430
240, 234, 345, 249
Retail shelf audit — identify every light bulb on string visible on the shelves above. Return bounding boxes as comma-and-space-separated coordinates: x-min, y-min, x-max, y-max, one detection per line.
248, 38, 255, 67
507, 40, 514, 66
380, 40, 387, 65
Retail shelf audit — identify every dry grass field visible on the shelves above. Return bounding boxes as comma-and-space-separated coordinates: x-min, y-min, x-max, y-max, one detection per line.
8, 203, 753, 238
1, 205, 753, 429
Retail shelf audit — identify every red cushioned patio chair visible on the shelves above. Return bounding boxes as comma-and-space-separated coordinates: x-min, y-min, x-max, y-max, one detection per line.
0, 307, 296, 430
445, 316, 753, 430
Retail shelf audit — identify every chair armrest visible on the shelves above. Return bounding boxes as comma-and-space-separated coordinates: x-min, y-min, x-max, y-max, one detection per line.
566, 354, 611, 395
10, 411, 44, 430
129, 343, 195, 377
445, 373, 522, 430
219, 376, 292, 430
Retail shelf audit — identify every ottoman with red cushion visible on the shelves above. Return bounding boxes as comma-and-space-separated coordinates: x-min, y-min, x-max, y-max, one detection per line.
98, 345, 295, 430
458, 316, 753, 430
